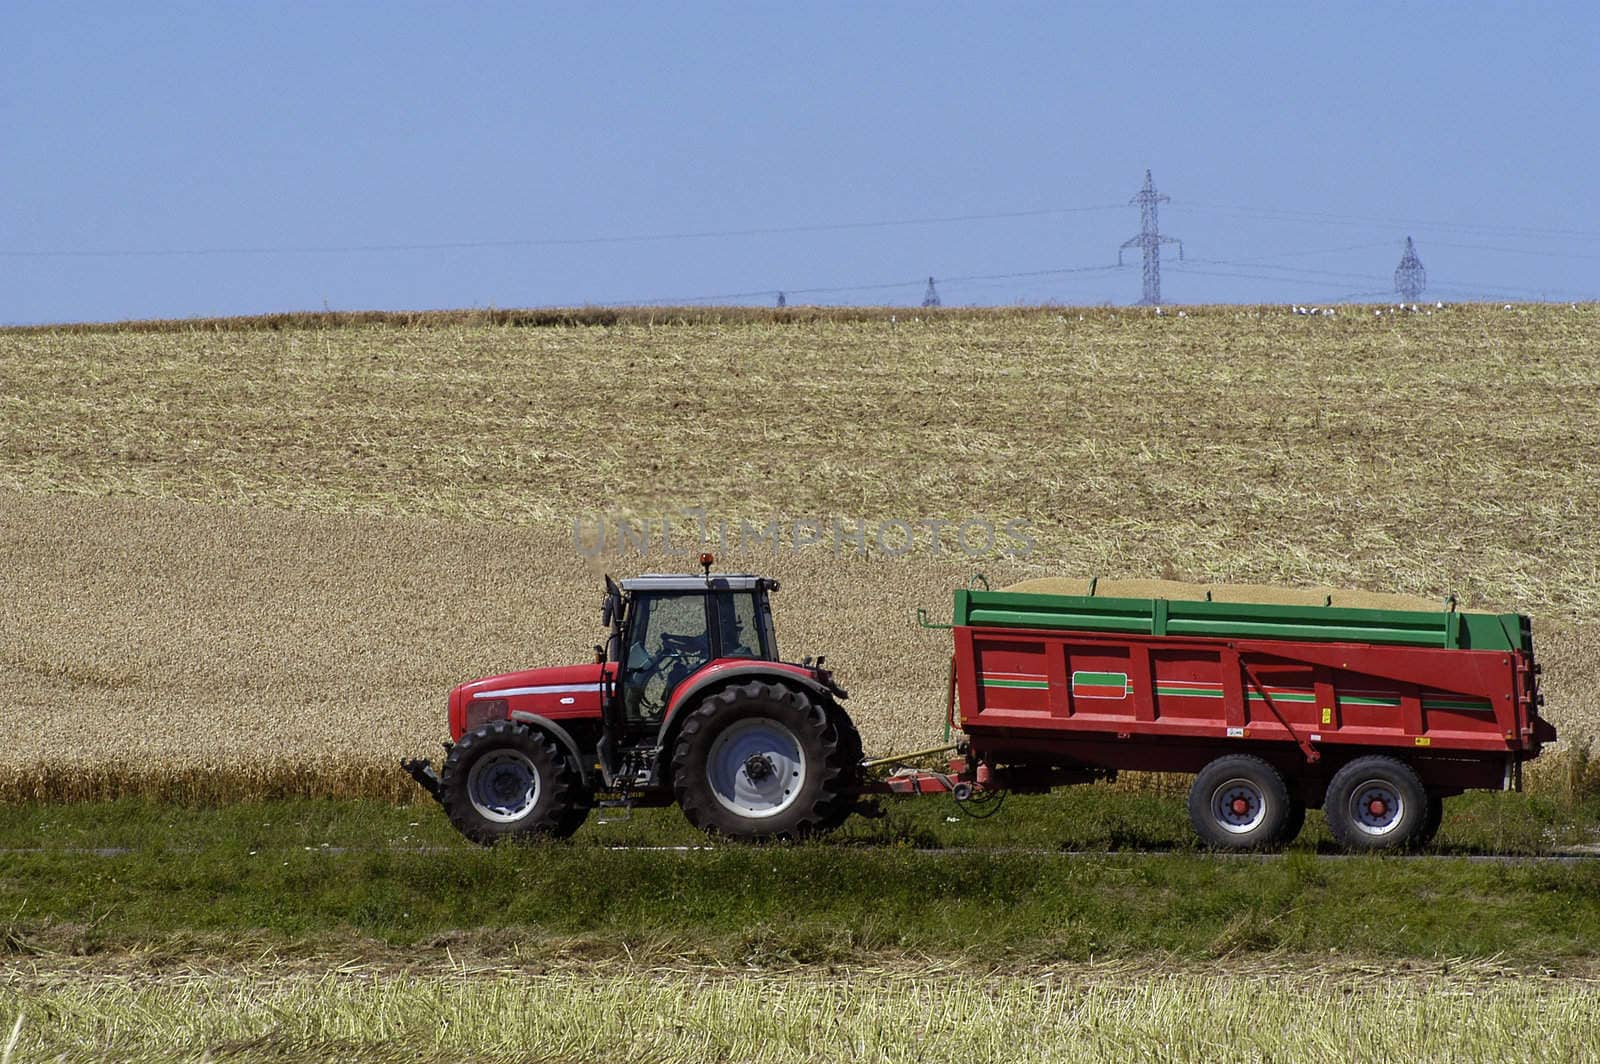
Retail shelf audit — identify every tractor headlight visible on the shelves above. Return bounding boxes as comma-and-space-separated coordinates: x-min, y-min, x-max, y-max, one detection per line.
465, 698, 508, 731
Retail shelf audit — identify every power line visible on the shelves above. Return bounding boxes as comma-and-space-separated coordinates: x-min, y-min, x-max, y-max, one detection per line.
0, 203, 1126, 259
1425, 240, 1600, 263
608, 262, 1126, 305
1166, 265, 1369, 291
1183, 258, 1394, 284
1189, 240, 1394, 265
1185, 202, 1600, 243
605, 263, 1127, 307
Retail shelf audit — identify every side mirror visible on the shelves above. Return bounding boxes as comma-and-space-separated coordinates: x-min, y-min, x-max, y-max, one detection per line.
601, 597, 614, 627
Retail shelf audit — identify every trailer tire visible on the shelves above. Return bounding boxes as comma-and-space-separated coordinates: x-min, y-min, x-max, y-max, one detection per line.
439, 721, 589, 845
1324, 756, 1429, 852
672, 680, 852, 840
1280, 798, 1308, 846
1188, 755, 1294, 850
1417, 793, 1445, 848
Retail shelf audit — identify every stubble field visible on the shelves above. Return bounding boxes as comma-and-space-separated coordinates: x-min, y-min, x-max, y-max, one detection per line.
1, 304, 1597, 798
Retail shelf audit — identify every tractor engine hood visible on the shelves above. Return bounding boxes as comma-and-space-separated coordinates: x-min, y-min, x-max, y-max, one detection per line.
450, 662, 612, 739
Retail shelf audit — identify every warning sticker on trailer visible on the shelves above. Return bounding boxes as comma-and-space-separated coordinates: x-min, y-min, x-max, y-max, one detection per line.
1072, 671, 1131, 699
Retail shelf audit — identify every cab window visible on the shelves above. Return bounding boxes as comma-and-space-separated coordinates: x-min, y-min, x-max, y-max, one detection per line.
714, 590, 770, 660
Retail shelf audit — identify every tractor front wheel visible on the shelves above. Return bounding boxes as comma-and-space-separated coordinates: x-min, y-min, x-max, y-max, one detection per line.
439, 721, 589, 845
672, 681, 854, 840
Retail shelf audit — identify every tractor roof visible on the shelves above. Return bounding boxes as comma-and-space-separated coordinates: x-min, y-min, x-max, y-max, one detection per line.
620, 574, 778, 592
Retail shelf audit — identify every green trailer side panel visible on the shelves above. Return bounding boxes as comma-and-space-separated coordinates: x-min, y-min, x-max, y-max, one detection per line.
953, 589, 1530, 652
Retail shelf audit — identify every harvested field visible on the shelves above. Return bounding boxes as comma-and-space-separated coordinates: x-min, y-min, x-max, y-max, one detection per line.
1, 491, 1596, 800
5, 959, 1598, 1063
1, 304, 1597, 798
4, 305, 1599, 610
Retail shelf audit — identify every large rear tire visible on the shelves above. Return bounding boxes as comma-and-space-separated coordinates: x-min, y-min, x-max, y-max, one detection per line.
439, 721, 589, 845
1324, 755, 1429, 852
1187, 754, 1294, 850
815, 705, 865, 832
672, 680, 854, 840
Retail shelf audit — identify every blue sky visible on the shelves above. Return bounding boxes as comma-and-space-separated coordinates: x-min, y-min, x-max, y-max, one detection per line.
5, 1, 1597, 323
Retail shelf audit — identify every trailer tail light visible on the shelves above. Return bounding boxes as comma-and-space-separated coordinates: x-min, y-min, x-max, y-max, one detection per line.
465, 698, 508, 731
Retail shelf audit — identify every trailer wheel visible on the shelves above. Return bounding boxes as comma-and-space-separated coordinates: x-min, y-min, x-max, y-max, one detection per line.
1418, 794, 1445, 848
1281, 798, 1308, 846
1188, 755, 1293, 849
1323, 756, 1429, 852
672, 680, 852, 840
438, 721, 589, 845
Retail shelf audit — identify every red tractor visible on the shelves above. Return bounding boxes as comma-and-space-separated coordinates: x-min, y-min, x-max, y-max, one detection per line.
405, 555, 863, 843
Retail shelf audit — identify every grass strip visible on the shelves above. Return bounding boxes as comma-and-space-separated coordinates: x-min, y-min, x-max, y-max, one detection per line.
3, 788, 1597, 856
3, 801, 1600, 966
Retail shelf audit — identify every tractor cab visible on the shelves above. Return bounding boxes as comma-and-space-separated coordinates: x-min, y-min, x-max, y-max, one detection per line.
604, 570, 781, 732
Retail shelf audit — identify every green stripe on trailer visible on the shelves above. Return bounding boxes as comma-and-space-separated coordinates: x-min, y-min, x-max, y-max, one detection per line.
954, 589, 1531, 653
982, 678, 1049, 689
1423, 698, 1496, 712
1071, 671, 1130, 698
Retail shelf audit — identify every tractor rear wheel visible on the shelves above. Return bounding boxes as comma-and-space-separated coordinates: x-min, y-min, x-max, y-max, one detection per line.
439, 721, 589, 845
815, 705, 865, 832
672, 680, 854, 840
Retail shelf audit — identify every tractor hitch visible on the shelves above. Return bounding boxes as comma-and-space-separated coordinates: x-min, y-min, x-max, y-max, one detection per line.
401, 758, 444, 804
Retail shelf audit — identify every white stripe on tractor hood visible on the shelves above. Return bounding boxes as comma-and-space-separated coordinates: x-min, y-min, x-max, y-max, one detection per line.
474, 683, 603, 699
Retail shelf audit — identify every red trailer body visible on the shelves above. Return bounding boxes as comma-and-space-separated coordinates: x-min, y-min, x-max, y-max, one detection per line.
953, 623, 1552, 800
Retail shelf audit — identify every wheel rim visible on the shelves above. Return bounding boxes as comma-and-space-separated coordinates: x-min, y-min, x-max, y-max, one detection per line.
467, 749, 541, 823
1209, 777, 1267, 833
1348, 779, 1404, 836
706, 718, 807, 819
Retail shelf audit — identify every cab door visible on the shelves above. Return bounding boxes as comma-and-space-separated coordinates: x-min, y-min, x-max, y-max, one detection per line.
617, 591, 714, 735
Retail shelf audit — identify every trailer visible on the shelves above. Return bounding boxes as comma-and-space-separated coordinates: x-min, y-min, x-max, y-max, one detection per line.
885, 585, 1554, 849
405, 560, 1554, 852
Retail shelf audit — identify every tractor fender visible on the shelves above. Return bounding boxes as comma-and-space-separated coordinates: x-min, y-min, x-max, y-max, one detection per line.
509, 711, 594, 785
654, 662, 841, 764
